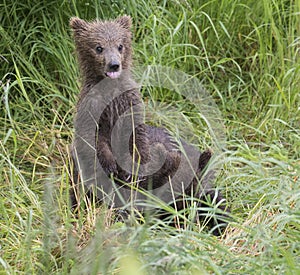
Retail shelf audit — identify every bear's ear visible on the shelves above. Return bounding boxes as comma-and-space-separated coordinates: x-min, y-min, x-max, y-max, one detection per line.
115, 15, 132, 30
70, 17, 89, 31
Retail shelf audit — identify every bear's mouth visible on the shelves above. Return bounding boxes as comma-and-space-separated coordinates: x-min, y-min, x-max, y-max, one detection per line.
105, 71, 121, 79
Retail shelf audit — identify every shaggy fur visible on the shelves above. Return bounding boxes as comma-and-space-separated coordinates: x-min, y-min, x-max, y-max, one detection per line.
70, 16, 229, 235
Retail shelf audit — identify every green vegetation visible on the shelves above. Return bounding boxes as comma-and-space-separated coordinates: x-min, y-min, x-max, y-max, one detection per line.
1, 0, 300, 274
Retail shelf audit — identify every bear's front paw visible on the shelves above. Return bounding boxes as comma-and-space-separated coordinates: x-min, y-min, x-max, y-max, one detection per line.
100, 159, 118, 176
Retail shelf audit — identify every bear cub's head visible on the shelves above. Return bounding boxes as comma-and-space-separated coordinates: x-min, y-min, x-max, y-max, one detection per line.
70, 16, 132, 81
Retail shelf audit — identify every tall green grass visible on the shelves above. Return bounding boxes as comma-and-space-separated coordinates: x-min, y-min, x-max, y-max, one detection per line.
1, 0, 300, 274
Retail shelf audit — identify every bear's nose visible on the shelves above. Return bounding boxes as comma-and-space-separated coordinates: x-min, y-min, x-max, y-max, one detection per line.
109, 61, 120, 72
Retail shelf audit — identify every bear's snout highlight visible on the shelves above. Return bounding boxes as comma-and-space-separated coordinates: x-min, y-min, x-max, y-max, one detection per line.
105, 60, 121, 79
108, 60, 120, 72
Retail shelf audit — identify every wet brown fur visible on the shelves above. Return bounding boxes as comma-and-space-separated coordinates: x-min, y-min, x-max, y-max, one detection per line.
70, 16, 132, 102
70, 16, 229, 235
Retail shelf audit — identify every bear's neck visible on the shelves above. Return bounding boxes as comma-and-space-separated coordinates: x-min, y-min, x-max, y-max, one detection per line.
79, 75, 103, 101
83, 74, 104, 87
78, 70, 133, 103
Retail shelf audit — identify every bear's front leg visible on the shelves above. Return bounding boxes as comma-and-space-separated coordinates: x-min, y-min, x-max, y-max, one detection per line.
97, 136, 118, 176
132, 124, 150, 165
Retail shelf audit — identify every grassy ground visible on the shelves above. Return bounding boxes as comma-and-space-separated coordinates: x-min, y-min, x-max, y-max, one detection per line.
1, 0, 300, 274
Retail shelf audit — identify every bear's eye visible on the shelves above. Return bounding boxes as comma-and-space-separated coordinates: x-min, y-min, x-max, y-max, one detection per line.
118, 45, 123, 53
95, 46, 103, 54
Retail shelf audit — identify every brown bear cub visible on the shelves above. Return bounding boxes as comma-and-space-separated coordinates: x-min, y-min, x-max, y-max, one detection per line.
70, 16, 229, 235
